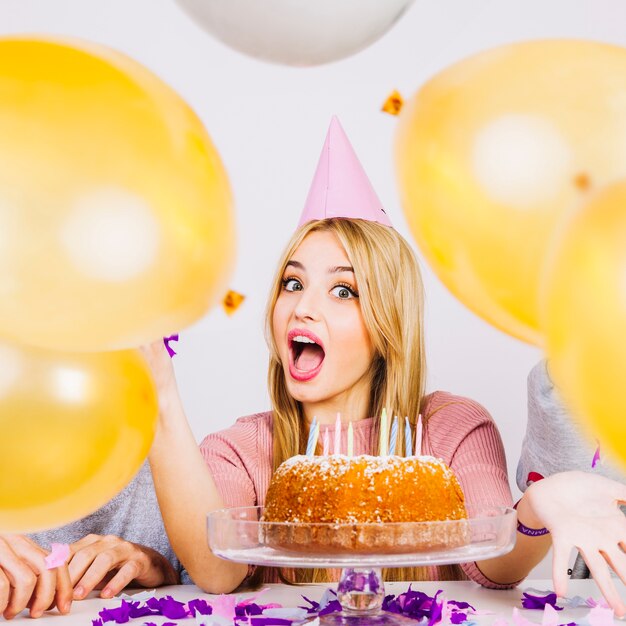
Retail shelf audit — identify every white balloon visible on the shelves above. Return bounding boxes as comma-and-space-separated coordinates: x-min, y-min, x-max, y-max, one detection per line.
176, 0, 415, 66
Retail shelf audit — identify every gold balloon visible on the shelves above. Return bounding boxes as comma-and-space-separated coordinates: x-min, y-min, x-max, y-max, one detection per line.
396, 40, 626, 344
0, 342, 157, 532
0, 37, 234, 351
543, 181, 626, 469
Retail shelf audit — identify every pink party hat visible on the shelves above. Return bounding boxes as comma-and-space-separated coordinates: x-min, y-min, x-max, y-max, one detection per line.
298, 116, 392, 227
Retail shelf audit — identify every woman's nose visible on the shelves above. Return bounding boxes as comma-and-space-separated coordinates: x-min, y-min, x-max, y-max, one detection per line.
293, 289, 320, 322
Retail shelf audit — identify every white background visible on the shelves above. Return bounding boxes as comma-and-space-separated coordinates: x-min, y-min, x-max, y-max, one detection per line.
3, 0, 626, 578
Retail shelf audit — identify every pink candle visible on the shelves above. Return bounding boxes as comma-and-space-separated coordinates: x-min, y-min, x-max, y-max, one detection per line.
415, 413, 423, 455
323, 427, 330, 456
347, 421, 354, 457
334, 413, 341, 455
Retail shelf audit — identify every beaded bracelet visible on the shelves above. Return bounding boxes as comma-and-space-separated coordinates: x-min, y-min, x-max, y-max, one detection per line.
513, 500, 550, 537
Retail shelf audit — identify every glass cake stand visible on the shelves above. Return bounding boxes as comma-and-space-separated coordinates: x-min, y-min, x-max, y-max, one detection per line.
208, 505, 516, 625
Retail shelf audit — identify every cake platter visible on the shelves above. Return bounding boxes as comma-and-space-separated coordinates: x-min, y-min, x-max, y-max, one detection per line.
207, 505, 516, 625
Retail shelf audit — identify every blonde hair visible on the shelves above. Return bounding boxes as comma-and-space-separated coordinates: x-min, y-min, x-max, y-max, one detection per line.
262, 218, 460, 583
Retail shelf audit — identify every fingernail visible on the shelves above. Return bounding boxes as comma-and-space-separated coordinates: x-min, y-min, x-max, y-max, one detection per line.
60, 601, 70, 614
31, 610, 42, 619
101, 588, 113, 599
73, 585, 84, 599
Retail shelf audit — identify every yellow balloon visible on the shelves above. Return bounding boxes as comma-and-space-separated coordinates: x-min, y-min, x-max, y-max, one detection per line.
543, 181, 626, 469
0, 37, 234, 351
0, 341, 157, 532
396, 40, 626, 344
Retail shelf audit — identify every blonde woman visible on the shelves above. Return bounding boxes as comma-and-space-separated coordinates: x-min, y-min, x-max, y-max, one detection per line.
145, 215, 548, 592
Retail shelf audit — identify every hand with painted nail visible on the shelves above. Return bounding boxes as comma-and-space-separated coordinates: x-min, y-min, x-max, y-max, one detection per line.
68, 534, 179, 600
525, 471, 626, 616
0, 534, 72, 619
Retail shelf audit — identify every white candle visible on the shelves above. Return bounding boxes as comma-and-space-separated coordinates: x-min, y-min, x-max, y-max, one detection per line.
389, 416, 398, 455
334, 412, 341, 455
404, 417, 412, 456
305, 417, 318, 456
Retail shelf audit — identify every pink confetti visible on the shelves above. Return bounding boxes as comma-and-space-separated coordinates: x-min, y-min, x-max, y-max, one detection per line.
542, 604, 559, 626
441, 597, 453, 623
513, 607, 540, 626
45, 543, 70, 569
588, 605, 614, 626
211, 594, 238, 619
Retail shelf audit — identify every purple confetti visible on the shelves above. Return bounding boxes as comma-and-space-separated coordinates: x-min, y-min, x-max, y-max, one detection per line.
150, 596, 189, 619
187, 598, 213, 617
163, 334, 179, 358
592, 443, 601, 468
522, 591, 564, 611
100, 600, 135, 623
381, 586, 471, 625
95, 586, 480, 626
427, 590, 444, 626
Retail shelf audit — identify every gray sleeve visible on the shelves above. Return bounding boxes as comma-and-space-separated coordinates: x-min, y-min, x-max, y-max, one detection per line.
517, 360, 622, 492
517, 360, 556, 491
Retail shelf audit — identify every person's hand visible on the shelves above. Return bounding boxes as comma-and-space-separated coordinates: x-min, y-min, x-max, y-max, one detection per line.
140, 340, 177, 395
68, 534, 179, 600
139, 340, 184, 420
525, 471, 626, 615
0, 534, 72, 619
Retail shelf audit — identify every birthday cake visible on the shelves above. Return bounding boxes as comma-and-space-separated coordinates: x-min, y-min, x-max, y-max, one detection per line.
261, 454, 469, 554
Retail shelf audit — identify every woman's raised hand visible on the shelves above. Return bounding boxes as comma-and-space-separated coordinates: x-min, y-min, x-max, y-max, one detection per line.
68, 534, 179, 600
0, 534, 72, 619
139, 340, 178, 396
526, 471, 626, 616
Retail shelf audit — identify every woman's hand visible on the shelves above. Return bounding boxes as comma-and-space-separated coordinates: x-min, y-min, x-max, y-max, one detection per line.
525, 471, 626, 615
69, 534, 179, 600
139, 340, 183, 419
0, 534, 72, 619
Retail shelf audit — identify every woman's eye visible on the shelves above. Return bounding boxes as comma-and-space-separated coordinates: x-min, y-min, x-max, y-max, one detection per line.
283, 278, 303, 292
331, 285, 357, 299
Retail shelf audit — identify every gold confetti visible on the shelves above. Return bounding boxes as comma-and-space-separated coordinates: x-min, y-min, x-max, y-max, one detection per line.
222, 290, 245, 316
382, 90, 404, 116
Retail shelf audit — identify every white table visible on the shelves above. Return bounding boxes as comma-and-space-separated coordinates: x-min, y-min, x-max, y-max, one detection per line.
13, 580, 624, 624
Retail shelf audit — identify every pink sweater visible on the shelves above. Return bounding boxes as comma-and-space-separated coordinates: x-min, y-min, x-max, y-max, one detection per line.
200, 391, 516, 588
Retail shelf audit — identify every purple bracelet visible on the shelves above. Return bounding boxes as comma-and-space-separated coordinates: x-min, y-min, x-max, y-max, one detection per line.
517, 520, 550, 537
514, 501, 550, 537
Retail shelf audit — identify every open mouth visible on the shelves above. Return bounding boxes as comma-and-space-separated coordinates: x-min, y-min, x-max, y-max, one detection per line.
288, 330, 325, 381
